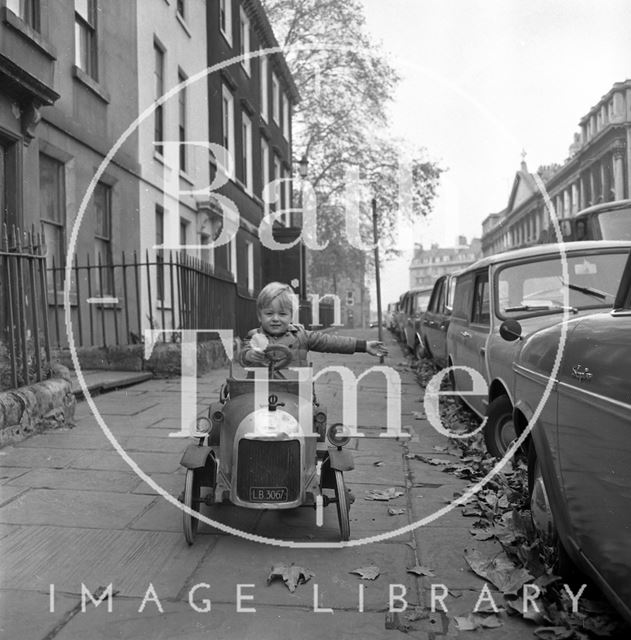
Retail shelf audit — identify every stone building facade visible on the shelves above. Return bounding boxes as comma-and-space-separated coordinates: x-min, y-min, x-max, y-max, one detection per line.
409, 237, 481, 289
482, 79, 631, 256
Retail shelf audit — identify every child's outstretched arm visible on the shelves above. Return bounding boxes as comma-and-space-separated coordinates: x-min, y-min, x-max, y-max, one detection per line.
304, 330, 388, 358
366, 340, 388, 357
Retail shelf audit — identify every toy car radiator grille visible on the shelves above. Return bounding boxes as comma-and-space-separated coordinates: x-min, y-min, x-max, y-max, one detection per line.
236, 440, 301, 502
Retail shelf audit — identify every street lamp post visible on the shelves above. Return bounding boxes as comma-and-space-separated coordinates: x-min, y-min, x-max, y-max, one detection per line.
295, 154, 308, 301
371, 197, 384, 364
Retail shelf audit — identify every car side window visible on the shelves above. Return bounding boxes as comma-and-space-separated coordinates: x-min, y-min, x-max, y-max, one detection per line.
429, 279, 444, 313
452, 275, 474, 320
471, 273, 490, 325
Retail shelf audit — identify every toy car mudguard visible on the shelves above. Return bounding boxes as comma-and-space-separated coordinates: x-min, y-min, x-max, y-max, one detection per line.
180, 444, 214, 469
329, 447, 354, 471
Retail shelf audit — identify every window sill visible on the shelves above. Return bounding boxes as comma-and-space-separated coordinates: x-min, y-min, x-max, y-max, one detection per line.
72, 66, 110, 104
235, 177, 254, 199
2, 7, 57, 60
176, 12, 192, 37
220, 28, 232, 48
179, 169, 194, 186
153, 150, 173, 171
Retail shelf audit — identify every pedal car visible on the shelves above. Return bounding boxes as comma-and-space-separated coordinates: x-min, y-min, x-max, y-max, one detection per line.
179, 344, 354, 544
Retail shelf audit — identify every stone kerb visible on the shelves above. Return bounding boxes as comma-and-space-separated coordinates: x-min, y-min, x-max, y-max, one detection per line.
0, 366, 76, 448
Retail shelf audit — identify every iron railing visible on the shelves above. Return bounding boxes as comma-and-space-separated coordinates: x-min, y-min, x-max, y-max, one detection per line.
47, 251, 258, 349
0, 224, 51, 390
47, 251, 333, 350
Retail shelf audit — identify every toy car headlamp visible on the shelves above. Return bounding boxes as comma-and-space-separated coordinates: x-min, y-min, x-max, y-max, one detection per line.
254, 409, 299, 436
326, 423, 351, 447
194, 416, 212, 434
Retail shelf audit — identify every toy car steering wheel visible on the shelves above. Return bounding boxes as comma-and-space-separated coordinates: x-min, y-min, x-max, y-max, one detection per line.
264, 343, 293, 371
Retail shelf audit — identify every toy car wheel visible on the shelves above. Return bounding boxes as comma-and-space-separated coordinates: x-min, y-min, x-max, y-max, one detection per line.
183, 468, 201, 545
334, 470, 351, 541
483, 395, 516, 458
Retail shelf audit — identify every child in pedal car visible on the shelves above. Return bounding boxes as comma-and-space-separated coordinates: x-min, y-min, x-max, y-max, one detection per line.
239, 282, 388, 368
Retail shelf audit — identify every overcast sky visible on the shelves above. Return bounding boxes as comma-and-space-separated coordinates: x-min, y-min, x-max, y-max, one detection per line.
358, 0, 631, 306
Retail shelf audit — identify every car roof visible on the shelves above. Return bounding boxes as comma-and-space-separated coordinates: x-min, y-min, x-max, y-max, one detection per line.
458, 240, 631, 274
407, 287, 434, 295
575, 199, 631, 219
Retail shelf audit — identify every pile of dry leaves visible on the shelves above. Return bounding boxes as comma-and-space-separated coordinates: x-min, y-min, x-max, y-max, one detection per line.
411, 355, 627, 639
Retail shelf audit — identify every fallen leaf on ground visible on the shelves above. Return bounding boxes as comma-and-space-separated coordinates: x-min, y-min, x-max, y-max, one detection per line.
365, 487, 404, 501
412, 411, 425, 419
464, 548, 533, 595
350, 565, 380, 580
373, 460, 384, 467
267, 564, 315, 592
469, 527, 496, 541
454, 613, 503, 631
388, 507, 406, 515
385, 611, 410, 632
533, 627, 574, 640
407, 564, 435, 577
405, 607, 430, 621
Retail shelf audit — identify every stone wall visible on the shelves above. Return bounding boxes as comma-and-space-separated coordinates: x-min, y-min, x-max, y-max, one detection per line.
52, 339, 231, 377
0, 368, 76, 448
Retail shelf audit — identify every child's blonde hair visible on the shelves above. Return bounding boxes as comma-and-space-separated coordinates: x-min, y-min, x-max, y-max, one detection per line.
257, 282, 294, 313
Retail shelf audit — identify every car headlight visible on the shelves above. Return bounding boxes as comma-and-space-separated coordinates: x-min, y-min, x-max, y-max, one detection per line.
327, 423, 351, 447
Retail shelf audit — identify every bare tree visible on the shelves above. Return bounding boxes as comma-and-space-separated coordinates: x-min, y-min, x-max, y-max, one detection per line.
262, 0, 443, 290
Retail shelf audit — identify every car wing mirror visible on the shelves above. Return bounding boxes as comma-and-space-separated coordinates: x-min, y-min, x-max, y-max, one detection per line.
499, 319, 523, 342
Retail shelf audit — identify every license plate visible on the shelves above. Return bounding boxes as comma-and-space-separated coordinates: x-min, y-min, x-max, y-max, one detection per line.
250, 487, 288, 502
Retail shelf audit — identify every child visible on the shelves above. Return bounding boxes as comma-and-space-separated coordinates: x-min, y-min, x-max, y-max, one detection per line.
240, 282, 388, 368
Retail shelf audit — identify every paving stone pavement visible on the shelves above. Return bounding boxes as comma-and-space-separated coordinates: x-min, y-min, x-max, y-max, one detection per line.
0, 328, 537, 640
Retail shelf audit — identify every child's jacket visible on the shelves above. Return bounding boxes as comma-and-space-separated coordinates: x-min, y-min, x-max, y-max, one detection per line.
239, 324, 367, 367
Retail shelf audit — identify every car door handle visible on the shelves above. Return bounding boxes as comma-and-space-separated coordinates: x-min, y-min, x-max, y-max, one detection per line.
461, 331, 471, 338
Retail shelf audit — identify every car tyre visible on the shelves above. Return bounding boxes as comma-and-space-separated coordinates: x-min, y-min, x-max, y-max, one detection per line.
527, 442, 577, 578
414, 340, 424, 361
484, 395, 516, 458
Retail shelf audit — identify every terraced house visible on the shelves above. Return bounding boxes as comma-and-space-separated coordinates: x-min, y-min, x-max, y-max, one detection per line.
0, 0, 299, 365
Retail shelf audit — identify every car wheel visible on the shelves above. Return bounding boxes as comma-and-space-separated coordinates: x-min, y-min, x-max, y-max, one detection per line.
182, 468, 201, 545
414, 340, 424, 361
483, 395, 516, 458
527, 442, 576, 577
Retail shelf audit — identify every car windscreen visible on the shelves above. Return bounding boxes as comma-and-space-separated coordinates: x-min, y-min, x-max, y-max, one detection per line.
596, 208, 631, 240
496, 250, 629, 318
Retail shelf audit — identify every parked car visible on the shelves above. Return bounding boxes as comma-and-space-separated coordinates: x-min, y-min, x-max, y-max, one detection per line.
446, 240, 631, 457
419, 272, 458, 368
385, 302, 399, 331
538, 198, 631, 244
504, 249, 631, 625
398, 287, 433, 357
